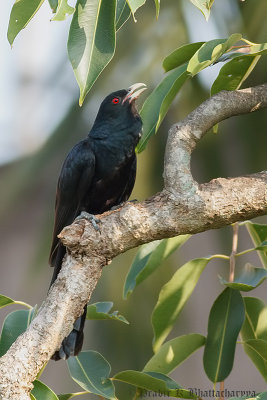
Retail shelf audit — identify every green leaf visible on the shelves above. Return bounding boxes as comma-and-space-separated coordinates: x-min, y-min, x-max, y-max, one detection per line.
68, 0, 116, 105
124, 235, 190, 298
0, 308, 35, 356
126, 0, 146, 22
67, 351, 116, 399
228, 397, 256, 400
211, 55, 261, 95
241, 297, 267, 341
156, 70, 189, 132
163, 42, 204, 72
7, 0, 45, 45
116, 0, 131, 30
203, 288, 245, 383
144, 334, 205, 374
154, 0, 160, 18
187, 34, 242, 76
137, 65, 189, 153
0, 294, 15, 309
238, 42, 267, 56
256, 392, 267, 400
32, 380, 59, 400
244, 339, 267, 361
58, 394, 86, 400
0, 294, 30, 310
58, 395, 82, 400
243, 339, 267, 381
86, 302, 129, 324
217, 42, 267, 63
113, 370, 197, 398
241, 297, 267, 381
245, 222, 267, 268
31, 395, 37, 400
152, 258, 210, 352
189, 0, 214, 20
51, 0, 75, 21
219, 264, 267, 292
256, 241, 267, 251
48, 0, 58, 12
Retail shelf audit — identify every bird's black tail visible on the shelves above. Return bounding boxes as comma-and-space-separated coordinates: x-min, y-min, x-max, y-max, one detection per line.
51, 305, 87, 361
49, 242, 66, 287
50, 243, 87, 361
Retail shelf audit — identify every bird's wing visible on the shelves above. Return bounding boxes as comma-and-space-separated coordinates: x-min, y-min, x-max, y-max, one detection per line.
119, 156, 137, 203
49, 140, 95, 266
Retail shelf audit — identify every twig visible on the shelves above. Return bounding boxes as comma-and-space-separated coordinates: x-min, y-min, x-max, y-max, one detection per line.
219, 381, 224, 400
229, 223, 239, 282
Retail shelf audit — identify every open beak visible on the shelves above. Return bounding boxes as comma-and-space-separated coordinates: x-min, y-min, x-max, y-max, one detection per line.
122, 82, 147, 104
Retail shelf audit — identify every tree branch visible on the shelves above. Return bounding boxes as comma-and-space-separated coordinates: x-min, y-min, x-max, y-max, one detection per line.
0, 84, 266, 399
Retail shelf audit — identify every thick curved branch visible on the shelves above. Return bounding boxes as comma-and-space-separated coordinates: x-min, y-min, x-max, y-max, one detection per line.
164, 84, 267, 193
0, 84, 266, 400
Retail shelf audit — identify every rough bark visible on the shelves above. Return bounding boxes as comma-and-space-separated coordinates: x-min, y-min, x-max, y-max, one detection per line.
0, 84, 266, 399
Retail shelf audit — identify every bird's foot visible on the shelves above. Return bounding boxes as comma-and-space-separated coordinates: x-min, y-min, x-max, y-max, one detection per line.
75, 211, 101, 232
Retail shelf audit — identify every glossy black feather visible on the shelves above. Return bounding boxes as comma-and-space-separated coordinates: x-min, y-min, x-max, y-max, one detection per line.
49, 88, 142, 360
49, 139, 96, 271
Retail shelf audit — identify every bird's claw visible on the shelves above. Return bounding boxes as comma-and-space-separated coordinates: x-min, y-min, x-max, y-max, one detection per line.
75, 211, 101, 232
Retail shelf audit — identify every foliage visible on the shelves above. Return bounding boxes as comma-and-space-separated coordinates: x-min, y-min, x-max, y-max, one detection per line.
203, 288, 245, 383
2, 0, 267, 399
7, 0, 267, 112
0, 222, 266, 398
123, 235, 190, 299
86, 301, 129, 324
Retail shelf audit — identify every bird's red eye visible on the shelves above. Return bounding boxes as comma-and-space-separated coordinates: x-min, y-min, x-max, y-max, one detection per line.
112, 97, 120, 104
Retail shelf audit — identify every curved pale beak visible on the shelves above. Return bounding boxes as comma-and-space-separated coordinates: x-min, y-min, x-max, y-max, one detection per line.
122, 82, 147, 104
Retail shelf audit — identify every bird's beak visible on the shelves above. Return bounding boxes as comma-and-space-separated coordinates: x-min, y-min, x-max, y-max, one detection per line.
122, 83, 147, 104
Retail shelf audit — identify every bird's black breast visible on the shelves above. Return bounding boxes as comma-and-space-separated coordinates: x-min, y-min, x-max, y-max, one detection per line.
84, 140, 137, 214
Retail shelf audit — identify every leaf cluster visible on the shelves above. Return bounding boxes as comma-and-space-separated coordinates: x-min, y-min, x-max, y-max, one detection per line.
1, 222, 266, 399
7, 0, 267, 137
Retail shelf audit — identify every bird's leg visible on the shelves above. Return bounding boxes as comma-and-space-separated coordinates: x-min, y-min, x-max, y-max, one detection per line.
74, 211, 101, 232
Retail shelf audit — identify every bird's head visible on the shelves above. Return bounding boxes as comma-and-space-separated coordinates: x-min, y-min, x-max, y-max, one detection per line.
92, 83, 147, 133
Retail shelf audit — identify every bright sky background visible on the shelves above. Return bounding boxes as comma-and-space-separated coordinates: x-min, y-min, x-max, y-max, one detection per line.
0, 1, 77, 165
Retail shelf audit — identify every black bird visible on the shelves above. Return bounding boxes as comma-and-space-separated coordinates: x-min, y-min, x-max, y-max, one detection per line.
49, 83, 147, 360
